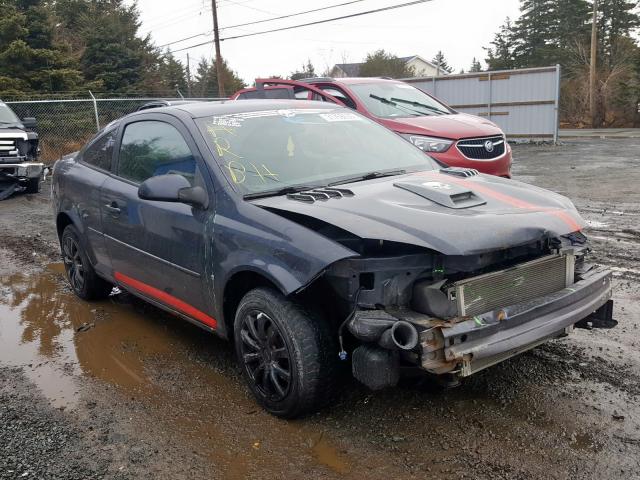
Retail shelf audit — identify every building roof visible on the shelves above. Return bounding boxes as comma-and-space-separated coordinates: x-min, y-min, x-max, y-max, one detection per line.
333, 55, 441, 77
333, 63, 362, 76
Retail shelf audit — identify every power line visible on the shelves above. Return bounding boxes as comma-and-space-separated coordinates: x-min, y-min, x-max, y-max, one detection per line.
171, 0, 433, 53
220, 0, 367, 31
157, 0, 368, 49
220, 0, 276, 15
158, 31, 212, 49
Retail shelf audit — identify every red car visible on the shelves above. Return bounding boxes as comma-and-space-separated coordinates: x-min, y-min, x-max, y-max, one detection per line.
233, 78, 512, 178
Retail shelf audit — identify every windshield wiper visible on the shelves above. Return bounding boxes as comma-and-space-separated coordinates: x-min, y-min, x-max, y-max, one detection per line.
243, 184, 323, 200
329, 169, 406, 187
390, 97, 448, 115
368, 94, 421, 116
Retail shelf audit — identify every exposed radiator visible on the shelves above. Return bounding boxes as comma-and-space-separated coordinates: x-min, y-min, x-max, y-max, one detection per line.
450, 254, 573, 317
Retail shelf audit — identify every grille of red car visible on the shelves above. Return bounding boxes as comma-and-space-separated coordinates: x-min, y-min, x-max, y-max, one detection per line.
457, 136, 505, 160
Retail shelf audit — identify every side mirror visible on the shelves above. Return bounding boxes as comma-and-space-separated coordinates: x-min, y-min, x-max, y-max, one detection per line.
138, 174, 209, 209
22, 117, 37, 130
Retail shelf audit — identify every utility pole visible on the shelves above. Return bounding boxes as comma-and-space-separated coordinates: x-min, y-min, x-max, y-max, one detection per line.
211, 0, 226, 98
590, 0, 598, 128
186, 52, 192, 98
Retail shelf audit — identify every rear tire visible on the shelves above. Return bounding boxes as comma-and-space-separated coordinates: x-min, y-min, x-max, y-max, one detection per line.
234, 287, 340, 418
61, 225, 112, 300
24, 176, 40, 194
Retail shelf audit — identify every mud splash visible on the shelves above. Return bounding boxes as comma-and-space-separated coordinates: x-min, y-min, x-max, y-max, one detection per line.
0, 264, 355, 478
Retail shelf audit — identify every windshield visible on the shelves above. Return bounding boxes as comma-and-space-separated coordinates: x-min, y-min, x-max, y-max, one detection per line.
0, 102, 20, 125
196, 108, 439, 195
349, 82, 451, 118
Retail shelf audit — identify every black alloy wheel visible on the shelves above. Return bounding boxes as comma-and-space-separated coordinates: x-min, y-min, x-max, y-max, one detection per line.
62, 233, 85, 293
239, 310, 292, 401
60, 225, 112, 300
233, 287, 341, 418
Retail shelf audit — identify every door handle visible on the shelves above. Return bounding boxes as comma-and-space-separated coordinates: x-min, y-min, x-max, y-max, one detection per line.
104, 202, 121, 214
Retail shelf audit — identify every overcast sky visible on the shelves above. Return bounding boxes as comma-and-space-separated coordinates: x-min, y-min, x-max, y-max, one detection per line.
133, 0, 522, 83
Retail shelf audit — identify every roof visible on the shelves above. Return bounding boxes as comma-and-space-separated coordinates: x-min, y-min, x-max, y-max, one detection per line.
398, 55, 439, 70
333, 63, 362, 76
333, 55, 440, 77
133, 99, 340, 119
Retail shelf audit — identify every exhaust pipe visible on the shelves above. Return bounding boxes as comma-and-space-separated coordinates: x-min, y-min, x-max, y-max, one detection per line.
379, 321, 419, 351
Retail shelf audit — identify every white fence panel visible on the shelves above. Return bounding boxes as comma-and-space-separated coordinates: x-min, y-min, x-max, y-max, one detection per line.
403, 65, 561, 142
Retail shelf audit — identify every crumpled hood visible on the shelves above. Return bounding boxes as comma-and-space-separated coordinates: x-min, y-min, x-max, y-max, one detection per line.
250, 171, 585, 256
382, 113, 502, 139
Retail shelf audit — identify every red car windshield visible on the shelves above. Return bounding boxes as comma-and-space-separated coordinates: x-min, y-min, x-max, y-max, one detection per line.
196, 107, 439, 195
349, 82, 451, 119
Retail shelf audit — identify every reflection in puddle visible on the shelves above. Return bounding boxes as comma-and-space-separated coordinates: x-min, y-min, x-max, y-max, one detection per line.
0, 265, 175, 407
0, 264, 355, 477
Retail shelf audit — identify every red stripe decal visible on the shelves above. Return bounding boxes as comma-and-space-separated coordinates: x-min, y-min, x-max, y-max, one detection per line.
418, 171, 583, 232
114, 271, 217, 329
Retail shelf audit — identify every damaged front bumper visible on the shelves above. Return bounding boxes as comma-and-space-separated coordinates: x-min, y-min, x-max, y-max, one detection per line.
421, 266, 612, 376
0, 161, 44, 180
348, 263, 613, 388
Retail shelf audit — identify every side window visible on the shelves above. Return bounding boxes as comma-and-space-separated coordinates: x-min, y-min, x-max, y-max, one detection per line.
82, 128, 116, 171
118, 121, 201, 186
320, 87, 357, 109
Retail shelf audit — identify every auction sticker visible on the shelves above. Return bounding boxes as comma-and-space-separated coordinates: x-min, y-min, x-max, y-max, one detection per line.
319, 112, 362, 122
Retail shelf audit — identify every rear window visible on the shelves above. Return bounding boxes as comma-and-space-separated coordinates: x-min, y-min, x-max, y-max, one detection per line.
82, 128, 116, 171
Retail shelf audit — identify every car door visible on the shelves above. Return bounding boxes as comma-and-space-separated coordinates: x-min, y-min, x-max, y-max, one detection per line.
65, 127, 117, 278
315, 85, 358, 110
101, 114, 215, 328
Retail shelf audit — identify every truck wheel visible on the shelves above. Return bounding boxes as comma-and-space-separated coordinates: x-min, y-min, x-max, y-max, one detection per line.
61, 225, 112, 300
24, 177, 41, 194
234, 287, 340, 418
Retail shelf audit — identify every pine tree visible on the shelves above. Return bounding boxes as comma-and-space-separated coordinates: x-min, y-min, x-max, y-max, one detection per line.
598, 0, 640, 67
432, 51, 453, 74
485, 17, 518, 69
469, 57, 482, 72
359, 50, 415, 78
0, 0, 83, 97
158, 51, 187, 95
193, 57, 244, 97
290, 59, 316, 80
78, 0, 152, 93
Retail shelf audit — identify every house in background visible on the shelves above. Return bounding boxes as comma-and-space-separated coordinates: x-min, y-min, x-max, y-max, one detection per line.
330, 55, 444, 78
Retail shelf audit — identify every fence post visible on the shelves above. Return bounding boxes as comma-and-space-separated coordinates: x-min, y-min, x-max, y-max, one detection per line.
487, 72, 493, 119
89, 91, 100, 132
553, 64, 561, 144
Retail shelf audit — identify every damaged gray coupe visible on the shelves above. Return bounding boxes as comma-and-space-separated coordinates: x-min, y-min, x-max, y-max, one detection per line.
52, 100, 614, 418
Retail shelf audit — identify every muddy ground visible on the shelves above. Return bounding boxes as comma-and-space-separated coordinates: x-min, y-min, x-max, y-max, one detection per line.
1, 138, 639, 479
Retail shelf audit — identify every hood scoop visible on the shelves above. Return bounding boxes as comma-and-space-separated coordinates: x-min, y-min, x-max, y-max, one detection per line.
287, 187, 354, 203
439, 167, 480, 177
394, 180, 486, 209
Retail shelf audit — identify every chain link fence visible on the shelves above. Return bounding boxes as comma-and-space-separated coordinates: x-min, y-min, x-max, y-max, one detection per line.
6, 97, 223, 163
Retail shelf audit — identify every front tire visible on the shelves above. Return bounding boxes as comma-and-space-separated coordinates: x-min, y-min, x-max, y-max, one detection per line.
234, 287, 340, 418
61, 225, 112, 300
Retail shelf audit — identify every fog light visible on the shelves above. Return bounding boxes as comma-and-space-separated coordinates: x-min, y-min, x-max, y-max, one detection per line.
17, 166, 27, 176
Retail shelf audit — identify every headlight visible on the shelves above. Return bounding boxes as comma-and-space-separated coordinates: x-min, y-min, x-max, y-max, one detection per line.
401, 134, 453, 153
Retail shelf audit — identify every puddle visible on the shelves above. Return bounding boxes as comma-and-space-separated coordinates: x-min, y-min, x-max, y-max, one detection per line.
311, 432, 351, 475
0, 264, 177, 407
0, 263, 356, 478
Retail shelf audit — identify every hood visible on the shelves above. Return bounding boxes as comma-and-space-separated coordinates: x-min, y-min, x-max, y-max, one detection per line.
381, 113, 502, 139
250, 171, 584, 256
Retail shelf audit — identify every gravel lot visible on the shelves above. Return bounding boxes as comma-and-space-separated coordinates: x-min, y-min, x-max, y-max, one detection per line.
1, 139, 639, 479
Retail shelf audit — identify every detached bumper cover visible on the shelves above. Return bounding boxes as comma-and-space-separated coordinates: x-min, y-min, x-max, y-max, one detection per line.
421, 267, 613, 375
